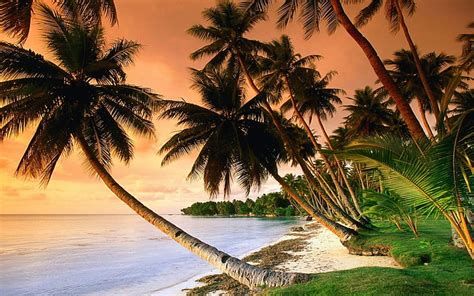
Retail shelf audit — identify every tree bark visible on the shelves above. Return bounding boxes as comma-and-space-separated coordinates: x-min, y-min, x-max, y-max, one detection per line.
76, 134, 310, 288
329, 0, 426, 141
284, 74, 361, 219
315, 113, 363, 215
270, 170, 356, 241
416, 98, 435, 140
235, 51, 365, 230
395, 0, 440, 122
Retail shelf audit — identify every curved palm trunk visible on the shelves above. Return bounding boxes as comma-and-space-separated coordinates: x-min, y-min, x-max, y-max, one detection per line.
416, 98, 435, 140
395, 0, 440, 122
270, 170, 356, 241
236, 54, 364, 230
315, 113, 363, 215
263, 101, 365, 229
329, 0, 426, 141
76, 134, 310, 288
284, 75, 361, 218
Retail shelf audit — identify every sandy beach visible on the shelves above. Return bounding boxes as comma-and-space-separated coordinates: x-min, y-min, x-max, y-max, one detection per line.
185, 222, 400, 295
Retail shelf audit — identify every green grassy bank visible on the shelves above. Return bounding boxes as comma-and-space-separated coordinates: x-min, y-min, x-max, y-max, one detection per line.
264, 220, 473, 296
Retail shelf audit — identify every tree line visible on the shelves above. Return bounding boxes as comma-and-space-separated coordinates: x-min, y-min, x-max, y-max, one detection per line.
181, 192, 298, 217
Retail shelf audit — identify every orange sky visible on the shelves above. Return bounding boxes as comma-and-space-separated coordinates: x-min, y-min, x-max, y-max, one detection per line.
0, 0, 472, 214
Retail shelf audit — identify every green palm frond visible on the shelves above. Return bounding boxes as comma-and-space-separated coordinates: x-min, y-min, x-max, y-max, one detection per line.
341, 134, 473, 218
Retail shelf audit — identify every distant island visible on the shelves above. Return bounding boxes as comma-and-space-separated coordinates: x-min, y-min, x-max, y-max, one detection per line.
181, 192, 300, 217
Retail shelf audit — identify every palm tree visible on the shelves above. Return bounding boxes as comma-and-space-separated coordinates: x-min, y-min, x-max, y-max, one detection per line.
257, 35, 362, 217
160, 66, 356, 242
190, 2, 365, 229
353, 0, 441, 120
188, 0, 265, 87
243, 0, 427, 140
0, 4, 306, 289
344, 86, 397, 138
384, 49, 459, 139
0, 0, 117, 43
451, 90, 474, 123
342, 134, 474, 258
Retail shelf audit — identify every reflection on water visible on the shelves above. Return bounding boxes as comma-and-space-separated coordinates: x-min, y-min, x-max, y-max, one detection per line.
0, 214, 301, 295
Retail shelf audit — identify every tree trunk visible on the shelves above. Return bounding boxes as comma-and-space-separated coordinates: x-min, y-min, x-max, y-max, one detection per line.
76, 134, 310, 288
395, 0, 440, 122
329, 0, 426, 141
416, 98, 435, 140
270, 170, 357, 241
235, 51, 365, 230
315, 113, 363, 215
284, 75, 361, 219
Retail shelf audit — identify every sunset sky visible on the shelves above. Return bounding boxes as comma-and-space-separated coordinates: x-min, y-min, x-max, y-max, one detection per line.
0, 0, 472, 214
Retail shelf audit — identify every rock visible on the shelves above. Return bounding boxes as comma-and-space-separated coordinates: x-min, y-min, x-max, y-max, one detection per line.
290, 226, 305, 232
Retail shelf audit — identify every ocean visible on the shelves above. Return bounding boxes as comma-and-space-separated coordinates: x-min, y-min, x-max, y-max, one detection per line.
0, 214, 302, 295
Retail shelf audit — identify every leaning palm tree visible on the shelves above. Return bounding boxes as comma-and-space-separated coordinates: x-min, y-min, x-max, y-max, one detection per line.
0, 4, 307, 289
243, 0, 427, 140
160, 66, 356, 241
353, 0, 441, 120
257, 34, 362, 217
0, 0, 117, 43
190, 2, 365, 229
344, 86, 397, 138
384, 49, 459, 139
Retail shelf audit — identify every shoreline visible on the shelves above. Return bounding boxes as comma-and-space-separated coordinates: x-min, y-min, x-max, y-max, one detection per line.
183, 222, 400, 295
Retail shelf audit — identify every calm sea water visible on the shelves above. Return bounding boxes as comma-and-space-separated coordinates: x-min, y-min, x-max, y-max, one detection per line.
0, 214, 302, 295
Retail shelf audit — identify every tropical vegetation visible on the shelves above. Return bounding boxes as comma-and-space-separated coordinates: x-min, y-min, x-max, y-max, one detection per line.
181, 193, 297, 217
0, 0, 473, 293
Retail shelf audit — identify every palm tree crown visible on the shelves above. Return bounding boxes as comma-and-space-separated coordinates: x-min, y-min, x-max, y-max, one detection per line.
281, 71, 343, 122
0, 3, 158, 184
242, 0, 342, 38
159, 66, 285, 197
188, 0, 265, 71
344, 86, 396, 138
384, 49, 459, 111
354, 0, 415, 32
258, 34, 321, 101
0, 0, 118, 43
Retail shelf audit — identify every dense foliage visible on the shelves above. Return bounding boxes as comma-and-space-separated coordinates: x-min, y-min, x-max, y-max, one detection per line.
181, 193, 297, 216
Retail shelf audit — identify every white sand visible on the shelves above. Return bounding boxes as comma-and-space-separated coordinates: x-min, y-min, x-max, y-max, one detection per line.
277, 224, 400, 273
182, 222, 400, 295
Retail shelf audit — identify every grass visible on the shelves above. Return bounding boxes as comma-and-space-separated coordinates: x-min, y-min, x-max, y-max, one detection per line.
264, 220, 474, 296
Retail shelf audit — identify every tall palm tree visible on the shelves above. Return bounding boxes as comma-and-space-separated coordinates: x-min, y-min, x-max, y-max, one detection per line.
190, 2, 365, 229
188, 0, 265, 85
0, 4, 306, 289
243, 0, 427, 140
384, 49, 459, 139
0, 0, 117, 43
160, 66, 356, 241
258, 34, 362, 217
344, 86, 398, 138
353, 0, 441, 120
282, 71, 343, 149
